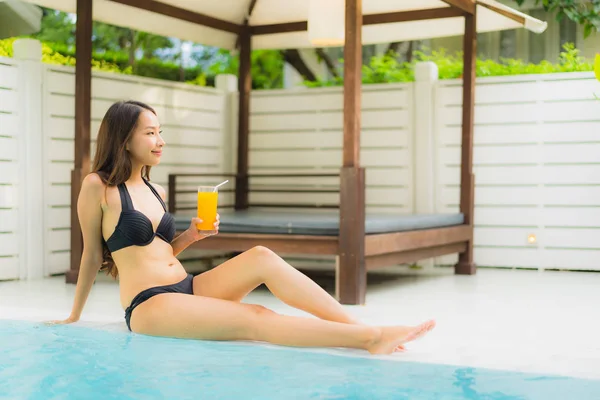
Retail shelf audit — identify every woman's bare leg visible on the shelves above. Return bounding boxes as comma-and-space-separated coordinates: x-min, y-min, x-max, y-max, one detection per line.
193, 246, 361, 324
130, 293, 435, 354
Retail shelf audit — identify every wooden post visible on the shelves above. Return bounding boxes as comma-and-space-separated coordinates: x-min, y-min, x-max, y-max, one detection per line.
168, 174, 176, 213
235, 24, 251, 210
455, 9, 477, 275
66, 0, 92, 284
342, 0, 362, 168
338, 0, 366, 305
339, 167, 366, 304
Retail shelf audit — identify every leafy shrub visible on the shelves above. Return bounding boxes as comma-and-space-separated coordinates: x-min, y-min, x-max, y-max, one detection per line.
305, 43, 594, 87
0, 38, 127, 73
2, 37, 595, 90
0, 38, 219, 83
0, 38, 13, 57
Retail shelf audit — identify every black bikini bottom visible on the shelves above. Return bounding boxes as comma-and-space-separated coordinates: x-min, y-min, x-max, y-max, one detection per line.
124, 274, 194, 331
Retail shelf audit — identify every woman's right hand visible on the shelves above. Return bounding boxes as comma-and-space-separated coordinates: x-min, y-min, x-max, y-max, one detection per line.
45, 316, 79, 325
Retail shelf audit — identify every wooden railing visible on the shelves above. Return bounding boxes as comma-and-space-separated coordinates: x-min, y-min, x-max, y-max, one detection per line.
167, 172, 341, 213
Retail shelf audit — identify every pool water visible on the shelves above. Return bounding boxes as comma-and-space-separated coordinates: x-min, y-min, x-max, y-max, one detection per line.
1, 320, 599, 400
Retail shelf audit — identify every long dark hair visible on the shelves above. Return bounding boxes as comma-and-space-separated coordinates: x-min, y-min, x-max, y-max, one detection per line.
91, 100, 156, 279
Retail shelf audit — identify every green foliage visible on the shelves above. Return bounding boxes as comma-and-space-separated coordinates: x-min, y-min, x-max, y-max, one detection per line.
129, 58, 197, 81
30, 8, 75, 46
594, 53, 600, 99
2, 34, 594, 90
186, 74, 207, 86
203, 49, 285, 89
0, 38, 128, 74
0, 37, 285, 88
31, 7, 174, 58
205, 49, 238, 76
50, 44, 207, 81
92, 25, 173, 58
361, 51, 414, 84
6, 7, 204, 84
0, 38, 13, 57
4, 2, 597, 91
251, 50, 285, 89
512, 0, 600, 38
1, 38, 215, 84
305, 43, 594, 87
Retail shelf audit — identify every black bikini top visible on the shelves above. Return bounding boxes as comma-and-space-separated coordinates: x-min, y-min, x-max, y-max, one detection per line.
105, 178, 176, 253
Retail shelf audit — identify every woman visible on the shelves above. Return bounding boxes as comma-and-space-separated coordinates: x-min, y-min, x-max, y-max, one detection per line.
50, 100, 435, 355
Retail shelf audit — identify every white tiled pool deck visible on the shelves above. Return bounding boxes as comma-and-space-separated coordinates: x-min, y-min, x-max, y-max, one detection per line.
1, 267, 599, 381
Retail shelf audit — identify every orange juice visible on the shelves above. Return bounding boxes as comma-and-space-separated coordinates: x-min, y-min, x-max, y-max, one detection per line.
196, 189, 218, 231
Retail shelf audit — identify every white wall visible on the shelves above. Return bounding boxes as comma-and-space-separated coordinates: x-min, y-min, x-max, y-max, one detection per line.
248, 83, 414, 214
435, 72, 600, 271
0, 57, 20, 280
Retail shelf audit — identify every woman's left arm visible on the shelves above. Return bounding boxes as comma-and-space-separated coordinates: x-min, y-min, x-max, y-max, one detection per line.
150, 182, 219, 257
170, 216, 219, 257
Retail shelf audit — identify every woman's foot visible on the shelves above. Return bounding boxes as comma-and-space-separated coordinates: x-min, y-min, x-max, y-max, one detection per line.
368, 320, 436, 355
351, 318, 409, 353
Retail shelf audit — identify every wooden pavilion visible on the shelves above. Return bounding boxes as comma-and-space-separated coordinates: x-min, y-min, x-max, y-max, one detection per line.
24, 0, 546, 303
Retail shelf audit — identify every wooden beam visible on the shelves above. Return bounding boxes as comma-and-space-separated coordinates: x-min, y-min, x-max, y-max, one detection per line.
366, 242, 467, 270
440, 0, 475, 14
456, 10, 477, 275
108, 0, 241, 34
235, 0, 258, 49
362, 7, 466, 25
185, 233, 339, 255
246, 0, 259, 20
251, 21, 307, 35
235, 25, 251, 210
66, 0, 93, 284
251, 7, 465, 35
365, 225, 472, 256
476, 1, 524, 25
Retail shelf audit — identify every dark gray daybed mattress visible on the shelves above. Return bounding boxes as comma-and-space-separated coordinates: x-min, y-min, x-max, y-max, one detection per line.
174, 209, 464, 236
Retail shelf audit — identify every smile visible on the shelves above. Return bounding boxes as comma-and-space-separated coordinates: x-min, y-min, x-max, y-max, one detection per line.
152, 151, 162, 156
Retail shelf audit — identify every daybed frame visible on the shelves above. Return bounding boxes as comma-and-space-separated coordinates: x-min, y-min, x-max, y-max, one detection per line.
167, 171, 473, 304
66, 0, 485, 305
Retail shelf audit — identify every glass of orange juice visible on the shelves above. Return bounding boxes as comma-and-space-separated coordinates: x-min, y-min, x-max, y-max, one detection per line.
197, 186, 218, 232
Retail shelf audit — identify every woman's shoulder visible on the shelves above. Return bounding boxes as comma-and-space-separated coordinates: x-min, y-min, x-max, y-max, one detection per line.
80, 172, 110, 205
82, 172, 107, 190
147, 180, 166, 200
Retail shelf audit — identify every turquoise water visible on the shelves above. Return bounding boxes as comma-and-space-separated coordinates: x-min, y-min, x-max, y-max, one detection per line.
1, 320, 599, 400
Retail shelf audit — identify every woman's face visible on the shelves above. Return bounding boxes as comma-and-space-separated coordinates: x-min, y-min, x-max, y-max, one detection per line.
127, 110, 165, 167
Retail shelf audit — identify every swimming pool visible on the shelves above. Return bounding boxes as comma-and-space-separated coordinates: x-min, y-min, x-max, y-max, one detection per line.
1, 320, 598, 400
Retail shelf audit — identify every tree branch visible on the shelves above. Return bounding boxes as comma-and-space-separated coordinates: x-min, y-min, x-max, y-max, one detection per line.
406, 41, 414, 63
386, 42, 402, 55
280, 49, 317, 81
386, 41, 414, 62
315, 48, 339, 78
511, 0, 600, 38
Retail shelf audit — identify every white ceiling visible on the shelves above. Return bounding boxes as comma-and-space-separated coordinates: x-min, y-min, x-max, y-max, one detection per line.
22, 0, 547, 50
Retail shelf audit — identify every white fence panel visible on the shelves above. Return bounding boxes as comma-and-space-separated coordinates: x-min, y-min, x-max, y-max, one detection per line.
435, 72, 600, 270
0, 57, 21, 280
248, 84, 414, 213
